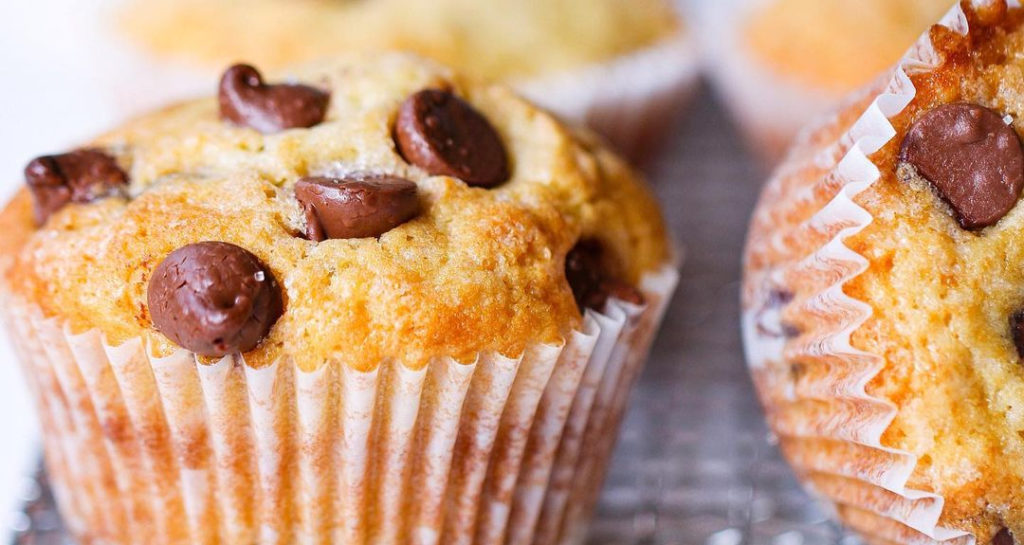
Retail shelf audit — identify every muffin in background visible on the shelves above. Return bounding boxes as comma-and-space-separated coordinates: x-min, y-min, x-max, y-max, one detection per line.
1, 52, 677, 544
744, 1, 1024, 543
113, 0, 699, 163
699, 0, 954, 163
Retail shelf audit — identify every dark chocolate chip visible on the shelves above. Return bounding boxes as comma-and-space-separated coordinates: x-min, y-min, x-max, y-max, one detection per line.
24, 149, 128, 226
900, 103, 1024, 230
602, 280, 646, 306
148, 242, 283, 357
994, 528, 1016, 545
1012, 310, 1024, 359
565, 239, 644, 312
294, 174, 419, 241
767, 288, 794, 308
789, 362, 807, 382
218, 64, 330, 134
394, 89, 509, 188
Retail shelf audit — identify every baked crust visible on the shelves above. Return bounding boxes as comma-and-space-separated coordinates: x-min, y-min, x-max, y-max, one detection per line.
0, 53, 669, 372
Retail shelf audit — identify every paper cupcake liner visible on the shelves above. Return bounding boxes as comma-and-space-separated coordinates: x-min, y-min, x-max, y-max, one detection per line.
741, 3, 1006, 545
513, 29, 699, 165
3, 264, 676, 545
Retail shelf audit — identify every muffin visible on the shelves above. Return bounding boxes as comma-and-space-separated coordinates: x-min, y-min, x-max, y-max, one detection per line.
699, 0, 954, 163
1, 53, 677, 544
110, 0, 698, 163
743, 1, 1024, 544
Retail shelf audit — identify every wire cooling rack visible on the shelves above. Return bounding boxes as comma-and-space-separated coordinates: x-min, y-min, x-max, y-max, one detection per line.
7, 88, 859, 545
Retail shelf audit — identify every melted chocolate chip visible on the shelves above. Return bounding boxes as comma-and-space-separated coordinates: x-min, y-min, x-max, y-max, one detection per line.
218, 64, 330, 134
994, 528, 1016, 545
565, 239, 644, 312
148, 242, 283, 357
24, 149, 128, 226
1012, 311, 1024, 359
294, 174, 419, 241
602, 280, 646, 306
394, 89, 509, 188
900, 103, 1024, 230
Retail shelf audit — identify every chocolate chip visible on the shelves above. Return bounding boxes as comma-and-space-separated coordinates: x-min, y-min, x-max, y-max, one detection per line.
603, 280, 646, 306
24, 149, 128, 226
565, 239, 644, 312
1012, 311, 1024, 359
994, 528, 1016, 545
767, 289, 794, 307
789, 363, 807, 382
148, 242, 283, 357
900, 103, 1024, 230
294, 174, 419, 241
218, 64, 330, 134
394, 89, 509, 188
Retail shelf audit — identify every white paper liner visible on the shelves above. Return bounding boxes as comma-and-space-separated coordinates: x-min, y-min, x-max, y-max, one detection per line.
3, 264, 677, 545
741, 2, 1018, 545
513, 30, 699, 163
96, 1, 697, 164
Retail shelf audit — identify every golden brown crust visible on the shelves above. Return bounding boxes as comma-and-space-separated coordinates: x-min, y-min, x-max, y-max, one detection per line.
745, 2, 1024, 542
0, 53, 669, 372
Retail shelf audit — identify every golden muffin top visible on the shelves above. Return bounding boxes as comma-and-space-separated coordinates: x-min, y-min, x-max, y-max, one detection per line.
744, 0, 955, 94
0, 53, 670, 372
118, 0, 681, 81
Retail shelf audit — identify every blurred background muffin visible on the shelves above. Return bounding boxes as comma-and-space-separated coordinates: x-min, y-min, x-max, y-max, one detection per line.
113, 0, 699, 163
698, 0, 954, 163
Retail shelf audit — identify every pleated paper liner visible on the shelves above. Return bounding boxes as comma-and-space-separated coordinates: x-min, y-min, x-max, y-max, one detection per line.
742, 3, 997, 545
3, 263, 676, 545
512, 29, 699, 165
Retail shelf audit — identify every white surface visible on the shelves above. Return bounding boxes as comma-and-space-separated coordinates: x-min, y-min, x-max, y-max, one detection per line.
0, 1, 119, 186
0, 0, 124, 528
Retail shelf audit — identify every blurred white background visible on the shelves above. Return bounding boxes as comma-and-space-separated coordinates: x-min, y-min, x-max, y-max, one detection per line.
1, 1, 119, 187
0, 0, 128, 526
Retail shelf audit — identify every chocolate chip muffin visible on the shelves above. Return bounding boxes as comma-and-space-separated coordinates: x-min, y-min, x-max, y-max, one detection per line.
0, 53, 676, 544
701, 0, 954, 162
744, 2, 1024, 544
112, 0, 698, 162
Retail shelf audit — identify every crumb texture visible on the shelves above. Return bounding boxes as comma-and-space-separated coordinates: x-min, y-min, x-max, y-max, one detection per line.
0, 53, 669, 372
